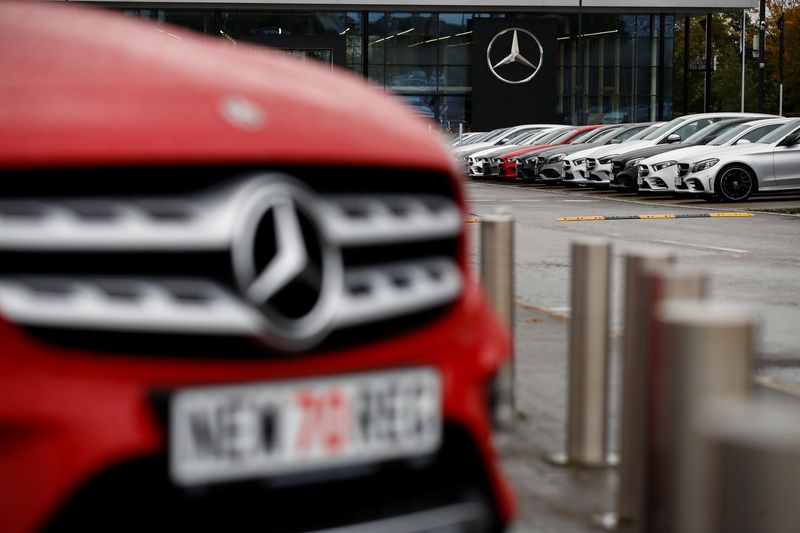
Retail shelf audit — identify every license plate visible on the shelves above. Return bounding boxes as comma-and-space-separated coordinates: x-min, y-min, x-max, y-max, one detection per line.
676, 176, 684, 186
170, 368, 441, 486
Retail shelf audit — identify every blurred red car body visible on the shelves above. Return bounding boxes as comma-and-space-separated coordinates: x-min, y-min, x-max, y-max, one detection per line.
0, 3, 513, 532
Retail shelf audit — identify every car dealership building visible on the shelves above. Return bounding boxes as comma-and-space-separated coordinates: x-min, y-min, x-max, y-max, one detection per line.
88, 0, 755, 129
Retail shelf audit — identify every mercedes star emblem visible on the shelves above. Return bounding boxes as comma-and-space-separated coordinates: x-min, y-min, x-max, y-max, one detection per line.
486, 28, 544, 85
231, 175, 343, 350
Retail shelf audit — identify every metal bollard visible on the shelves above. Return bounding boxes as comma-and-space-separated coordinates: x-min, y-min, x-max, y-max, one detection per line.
595, 248, 675, 530
480, 211, 515, 424
546, 239, 615, 467
641, 267, 707, 533
458, 122, 464, 144
657, 301, 754, 533
700, 398, 800, 533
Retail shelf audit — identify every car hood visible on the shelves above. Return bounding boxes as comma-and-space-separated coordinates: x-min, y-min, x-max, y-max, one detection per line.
678, 142, 772, 165
641, 145, 722, 166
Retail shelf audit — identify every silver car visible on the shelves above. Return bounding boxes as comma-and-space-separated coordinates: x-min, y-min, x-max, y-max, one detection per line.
675, 118, 800, 201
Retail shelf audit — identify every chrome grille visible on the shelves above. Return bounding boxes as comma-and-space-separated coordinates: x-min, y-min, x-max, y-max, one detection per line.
678, 163, 690, 176
586, 158, 597, 170
0, 173, 463, 353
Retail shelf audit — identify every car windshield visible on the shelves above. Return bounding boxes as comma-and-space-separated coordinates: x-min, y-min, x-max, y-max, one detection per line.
533, 128, 571, 144
705, 123, 752, 145
482, 127, 513, 143
517, 129, 551, 144
503, 128, 542, 143
549, 129, 578, 143
684, 122, 738, 144
627, 123, 662, 140
462, 131, 494, 144
570, 128, 606, 143
591, 127, 625, 143
612, 124, 648, 142
519, 130, 551, 144
642, 117, 687, 140
756, 119, 800, 144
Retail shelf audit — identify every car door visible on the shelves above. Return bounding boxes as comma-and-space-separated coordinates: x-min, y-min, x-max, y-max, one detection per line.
772, 126, 800, 188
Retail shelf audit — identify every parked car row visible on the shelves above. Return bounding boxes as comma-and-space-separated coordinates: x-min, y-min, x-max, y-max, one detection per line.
453, 113, 800, 202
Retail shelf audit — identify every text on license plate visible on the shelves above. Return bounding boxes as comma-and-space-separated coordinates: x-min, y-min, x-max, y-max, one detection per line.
676, 176, 684, 186
169, 368, 441, 486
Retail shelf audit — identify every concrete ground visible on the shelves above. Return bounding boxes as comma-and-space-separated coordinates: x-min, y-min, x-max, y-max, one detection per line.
497, 304, 621, 533
463, 181, 800, 532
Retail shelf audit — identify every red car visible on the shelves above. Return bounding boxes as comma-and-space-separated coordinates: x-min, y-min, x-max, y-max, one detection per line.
495, 125, 606, 180
0, 3, 513, 532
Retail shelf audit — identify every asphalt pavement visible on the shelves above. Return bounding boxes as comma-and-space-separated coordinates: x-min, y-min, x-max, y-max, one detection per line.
464, 181, 800, 532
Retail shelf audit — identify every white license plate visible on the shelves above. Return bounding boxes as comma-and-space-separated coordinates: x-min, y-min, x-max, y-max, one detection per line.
676, 176, 684, 186
169, 368, 441, 486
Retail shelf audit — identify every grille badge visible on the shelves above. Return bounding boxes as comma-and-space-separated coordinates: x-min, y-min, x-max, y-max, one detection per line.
231, 176, 344, 350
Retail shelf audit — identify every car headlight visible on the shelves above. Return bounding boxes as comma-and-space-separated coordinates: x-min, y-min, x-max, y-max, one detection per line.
573, 158, 585, 166
598, 155, 618, 164
624, 158, 643, 169
652, 160, 677, 171
692, 158, 719, 173
547, 153, 566, 164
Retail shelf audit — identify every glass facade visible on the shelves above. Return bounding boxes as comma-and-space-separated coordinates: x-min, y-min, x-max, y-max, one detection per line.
117, 8, 674, 128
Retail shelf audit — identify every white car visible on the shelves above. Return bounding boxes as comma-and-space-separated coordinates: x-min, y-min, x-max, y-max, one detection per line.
557, 123, 664, 185
468, 127, 568, 178
583, 112, 774, 187
637, 118, 787, 194
675, 118, 800, 201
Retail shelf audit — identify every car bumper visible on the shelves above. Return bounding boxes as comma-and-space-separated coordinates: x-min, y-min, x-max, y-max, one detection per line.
586, 168, 611, 185
609, 168, 638, 190
0, 280, 514, 533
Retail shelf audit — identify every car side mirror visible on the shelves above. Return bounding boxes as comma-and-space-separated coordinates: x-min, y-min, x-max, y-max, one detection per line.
608, 138, 622, 144
498, 138, 510, 145
779, 132, 800, 146
735, 139, 752, 145
666, 134, 681, 144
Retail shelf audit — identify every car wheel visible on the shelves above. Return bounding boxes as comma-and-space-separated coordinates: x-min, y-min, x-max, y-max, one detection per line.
715, 165, 755, 202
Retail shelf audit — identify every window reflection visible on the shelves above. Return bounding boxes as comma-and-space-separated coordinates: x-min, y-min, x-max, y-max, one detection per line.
113, 7, 672, 128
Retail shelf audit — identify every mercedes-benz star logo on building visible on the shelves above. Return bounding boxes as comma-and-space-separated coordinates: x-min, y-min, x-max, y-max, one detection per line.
486, 28, 544, 85
232, 176, 343, 351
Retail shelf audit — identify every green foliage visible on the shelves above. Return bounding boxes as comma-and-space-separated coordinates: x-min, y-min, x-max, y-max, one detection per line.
672, 6, 795, 116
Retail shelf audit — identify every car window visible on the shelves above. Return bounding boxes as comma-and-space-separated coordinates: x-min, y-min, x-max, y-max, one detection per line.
550, 129, 579, 143
613, 125, 647, 142
704, 124, 750, 145
758, 119, 800, 144
683, 122, 731, 144
671, 118, 714, 141
483, 128, 512, 143
505, 128, 541, 143
515, 131, 544, 144
734, 124, 782, 144
593, 127, 627, 143
643, 117, 687, 140
571, 128, 610, 143
535, 128, 572, 143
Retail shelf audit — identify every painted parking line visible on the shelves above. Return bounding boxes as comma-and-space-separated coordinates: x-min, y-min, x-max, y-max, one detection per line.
558, 212, 754, 221
655, 239, 749, 254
